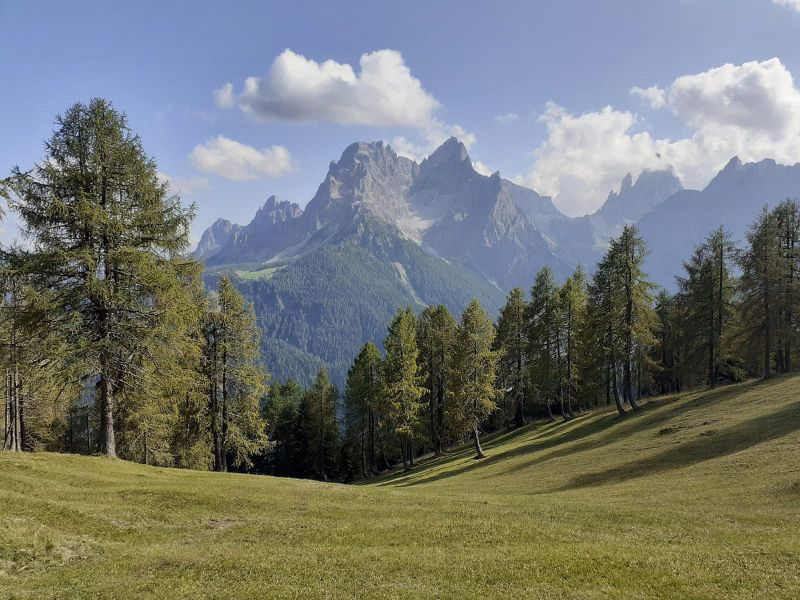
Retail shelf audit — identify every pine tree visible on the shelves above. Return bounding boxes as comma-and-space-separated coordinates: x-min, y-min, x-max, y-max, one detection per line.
558, 266, 587, 418
344, 342, 384, 477
9, 100, 195, 457
495, 288, 528, 427
449, 299, 499, 459
677, 227, 737, 387
526, 267, 560, 421
608, 225, 658, 409
739, 202, 800, 378
299, 367, 338, 480
416, 305, 455, 453
202, 277, 268, 472
383, 307, 425, 471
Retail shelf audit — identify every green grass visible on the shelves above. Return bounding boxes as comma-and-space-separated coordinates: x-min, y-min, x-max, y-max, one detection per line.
2, 376, 800, 598
234, 266, 284, 281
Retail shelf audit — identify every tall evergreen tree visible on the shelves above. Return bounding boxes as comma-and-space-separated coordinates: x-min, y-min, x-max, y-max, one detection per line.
416, 305, 455, 453
9, 99, 194, 456
677, 227, 737, 387
608, 225, 658, 409
448, 299, 499, 459
526, 267, 560, 421
558, 266, 587, 418
495, 288, 528, 426
202, 277, 268, 472
344, 342, 384, 477
299, 367, 338, 480
383, 307, 425, 471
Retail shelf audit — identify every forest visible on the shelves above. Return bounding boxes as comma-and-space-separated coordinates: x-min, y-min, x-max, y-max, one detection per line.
2, 99, 799, 482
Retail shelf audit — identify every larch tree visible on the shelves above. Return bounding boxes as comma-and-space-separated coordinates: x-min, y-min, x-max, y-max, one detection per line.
9, 99, 194, 457
495, 288, 528, 427
202, 277, 268, 472
344, 342, 384, 477
526, 267, 560, 421
383, 307, 425, 471
558, 266, 587, 418
608, 225, 658, 409
299, 367, 338, 481
449, 299, 499, 459
416, 305, 455, 454
677, 227, 737, 387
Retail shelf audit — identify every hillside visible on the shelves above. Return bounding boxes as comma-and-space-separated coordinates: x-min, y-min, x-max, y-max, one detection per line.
2, 375, 799, 598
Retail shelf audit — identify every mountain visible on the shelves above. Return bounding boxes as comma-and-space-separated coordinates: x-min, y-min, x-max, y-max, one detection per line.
590, 169, 683, 244
198, 137, 800, 384
193, 218, 241, 260
638, 157, 800, 289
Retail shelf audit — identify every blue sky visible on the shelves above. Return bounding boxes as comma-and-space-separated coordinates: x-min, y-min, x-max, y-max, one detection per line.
2, 0, 800, 242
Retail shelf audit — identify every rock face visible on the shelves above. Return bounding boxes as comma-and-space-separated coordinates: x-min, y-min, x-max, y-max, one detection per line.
590, 169, 684, 245
638, 157, 800, 289
193, 218, 241, 260
196, 137, 800, 383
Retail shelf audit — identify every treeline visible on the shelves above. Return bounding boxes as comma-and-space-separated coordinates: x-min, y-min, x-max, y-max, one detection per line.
260, 205, 800, 481
3, 99, 799, 483
1, 99, 268, 470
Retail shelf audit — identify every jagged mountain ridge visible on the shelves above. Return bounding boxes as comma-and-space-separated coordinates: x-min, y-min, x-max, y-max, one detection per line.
197, 138, 800, 384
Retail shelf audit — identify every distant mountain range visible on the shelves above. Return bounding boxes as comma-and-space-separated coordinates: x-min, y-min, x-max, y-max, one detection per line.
196, 137, 800, 386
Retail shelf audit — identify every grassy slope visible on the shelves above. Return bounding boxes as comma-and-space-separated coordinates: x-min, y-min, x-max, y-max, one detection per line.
1, 376, 799, 599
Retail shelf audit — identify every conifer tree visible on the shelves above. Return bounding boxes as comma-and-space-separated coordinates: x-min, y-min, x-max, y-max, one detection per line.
558, 266, 587, 418
344, 342, 384, 477
202, 277, 268, 471
449, 299, 498, 459
9, 99, 195, 457
383, 307, 425, 471
526, 267, 560, 421
495, 288, 528, 426
608, 225, 658, 409
677, 227, 737, 387
416, 305, 455, 453
739, 202, 800, 378
299, 367, 338, 480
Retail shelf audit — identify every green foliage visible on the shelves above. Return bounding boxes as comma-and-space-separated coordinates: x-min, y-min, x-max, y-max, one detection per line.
202, 277, 268, 472
297, 367, 339, 481
8, 98, 195, 456
495, 288, 528, 425
447, 299, 499, 454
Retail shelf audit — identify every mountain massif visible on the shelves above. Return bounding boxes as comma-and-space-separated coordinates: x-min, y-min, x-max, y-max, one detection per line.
197, 137, 800, 385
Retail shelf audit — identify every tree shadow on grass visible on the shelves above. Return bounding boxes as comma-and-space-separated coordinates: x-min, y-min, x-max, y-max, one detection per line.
383, 380, 770, 488
557, 398, 800, 491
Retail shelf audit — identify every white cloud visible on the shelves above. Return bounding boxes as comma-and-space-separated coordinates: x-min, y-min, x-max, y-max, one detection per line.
223, 49, 439, 127
773, 0, 800, 12
189, 136, 296, 181
630, 85, 666, 109
216, 48, 474, 162
157, 172, 211, 195
494, 112, 519, 123
518, 58, 800, 216
213, 83, 235, 109
472, 160, 493, 176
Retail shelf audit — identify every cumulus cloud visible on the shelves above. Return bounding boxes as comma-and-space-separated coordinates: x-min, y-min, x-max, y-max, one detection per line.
189, 136, 296, 181
630, 85, 666, 109
220, 49, 439, 127
518, 58, 800, 216
773, 0, 800, 12
157, 172, 211, 195
216, 48, 474, 161
472, 160, 493, 176
494, 112, 519, 123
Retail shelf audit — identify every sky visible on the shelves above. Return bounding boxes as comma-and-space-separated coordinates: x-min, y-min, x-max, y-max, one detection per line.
2, 0, 800, 244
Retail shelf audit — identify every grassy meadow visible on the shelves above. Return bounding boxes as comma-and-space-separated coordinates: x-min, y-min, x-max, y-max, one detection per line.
1, 375, 799, 599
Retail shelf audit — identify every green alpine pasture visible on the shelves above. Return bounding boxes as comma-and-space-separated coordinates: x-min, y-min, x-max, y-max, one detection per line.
2, 375, 799, 599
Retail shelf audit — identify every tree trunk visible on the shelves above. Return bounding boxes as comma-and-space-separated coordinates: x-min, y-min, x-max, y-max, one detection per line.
99, 370, 116, 457
473, 427, 486, 459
